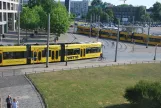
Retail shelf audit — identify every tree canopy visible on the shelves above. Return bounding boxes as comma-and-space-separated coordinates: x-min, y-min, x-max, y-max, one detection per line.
91, 0, 102, 7
50, 2, 70, 36
151, 2, 161, 21
20, 6, 40, 30
21, 0, 70, 37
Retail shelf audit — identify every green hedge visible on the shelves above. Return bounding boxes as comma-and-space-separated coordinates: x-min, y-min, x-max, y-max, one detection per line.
124, 80, 161, 108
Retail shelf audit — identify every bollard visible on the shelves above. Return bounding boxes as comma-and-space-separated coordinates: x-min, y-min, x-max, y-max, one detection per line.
78, 67, 79, 69
44, 70, 45, 72
136, 62, 137, 64
85, 66, 86, 68
25, 72, 26, 75
118, 63, 119, 66
35, 71, 36, 73
53, 69, 54, 71
70, 68, 71, 70
124, 63, 125, 65
62, 68, 63, 71
92, 65, 93, 68
99, 65, 100, 67
142, 61, 143, 64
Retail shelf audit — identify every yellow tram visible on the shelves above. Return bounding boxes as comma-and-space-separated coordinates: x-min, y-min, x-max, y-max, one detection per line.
0, 46, 27, 66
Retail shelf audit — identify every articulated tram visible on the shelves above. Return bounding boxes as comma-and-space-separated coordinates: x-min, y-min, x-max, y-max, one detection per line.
77, 26, 161, 46
0, 42, 102, 66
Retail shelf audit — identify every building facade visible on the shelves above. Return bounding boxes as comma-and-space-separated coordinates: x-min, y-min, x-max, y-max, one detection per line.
107, 6, 146, 22
61, 0, 90, 17
0, 0, 21, 34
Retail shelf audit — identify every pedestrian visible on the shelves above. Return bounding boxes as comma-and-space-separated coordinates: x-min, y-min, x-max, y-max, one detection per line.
6, 95, 12, 108
12, 98, 19, 108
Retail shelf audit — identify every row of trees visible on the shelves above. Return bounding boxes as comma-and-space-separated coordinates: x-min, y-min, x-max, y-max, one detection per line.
21, 0, 70, 37
86, 0, 119, 24
86, 0, 161, 23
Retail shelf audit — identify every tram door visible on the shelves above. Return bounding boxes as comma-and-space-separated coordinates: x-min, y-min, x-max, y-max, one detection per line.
51, 50, 59, 61
80, 49, 86, 58
0, 52, 2, 64
32, 50, 42, 63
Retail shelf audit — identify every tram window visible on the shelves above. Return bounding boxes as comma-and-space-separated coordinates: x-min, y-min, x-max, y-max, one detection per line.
52, 51, 54, 59
42, 50, 46, 57
56, 51, 58, 59
3, 52, 25, 59
120, 34, 126, 37
86, 47, 101, 54
66, 49, 73, 55
59, 50, 61, 56
86, 48, 91, 54
38, 52, 41, 60
73, 49, 80, 55
133, 36, 143, 40
149, 38, 161, 42
42, 50, 51, 57
34, 52, 37, 61
112, 33, 117, 36
84, 29, 90, 32
0, 53, 2, 63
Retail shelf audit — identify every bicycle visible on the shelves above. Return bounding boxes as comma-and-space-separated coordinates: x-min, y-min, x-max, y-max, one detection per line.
98, 56, 106, 61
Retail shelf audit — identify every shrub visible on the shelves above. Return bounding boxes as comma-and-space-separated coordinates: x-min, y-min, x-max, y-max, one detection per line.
124, 80, 161, 108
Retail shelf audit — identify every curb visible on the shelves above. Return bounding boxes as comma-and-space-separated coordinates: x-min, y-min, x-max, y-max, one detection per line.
24, 75, 47, 108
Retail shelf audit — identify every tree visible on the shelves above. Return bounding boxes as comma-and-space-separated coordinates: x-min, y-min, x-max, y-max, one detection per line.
86, 7, 104, 22
135, 6, 146, 21
91, 0, 102, 7
113, 17, 119, 25
101, 12, 109, 22
141, 13, 151, 22
105, 9, 114, 21
20, 7, 40, 30
152, 2, 161, 21
50, 2, 70, 37
33, 6, 47, 29
28, 0, 41, 8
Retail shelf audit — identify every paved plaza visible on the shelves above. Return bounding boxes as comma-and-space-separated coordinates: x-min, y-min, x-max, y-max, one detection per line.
0, 27, 161, 108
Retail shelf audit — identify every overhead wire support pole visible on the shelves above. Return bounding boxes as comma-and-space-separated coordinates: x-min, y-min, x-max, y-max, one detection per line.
114, 19, 120, 62
146, 19, 151, 48
97, 15, 100, 41
18, 2, 21, 45
89, 15, 92, 38
153, 44, 158, 60
46, 13, 50, 68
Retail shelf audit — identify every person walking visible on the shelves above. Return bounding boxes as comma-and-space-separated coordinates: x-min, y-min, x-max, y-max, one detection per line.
12, 98, 19, 108
6, 95, 12, 108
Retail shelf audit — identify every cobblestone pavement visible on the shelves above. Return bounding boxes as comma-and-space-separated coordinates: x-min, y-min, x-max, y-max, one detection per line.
0, 75, 44, 108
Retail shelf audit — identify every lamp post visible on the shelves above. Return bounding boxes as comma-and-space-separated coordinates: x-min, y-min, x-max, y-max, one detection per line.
114, 19, 120, 62
146, 19, 151, 48
46, 13, 50, 68
153, 44, 158, 60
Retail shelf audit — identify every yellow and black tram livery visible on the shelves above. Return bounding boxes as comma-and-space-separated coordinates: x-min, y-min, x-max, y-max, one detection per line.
0, 42, 102, 66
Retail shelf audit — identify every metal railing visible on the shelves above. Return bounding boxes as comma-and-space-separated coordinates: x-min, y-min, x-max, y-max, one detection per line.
0, 60, 161, 77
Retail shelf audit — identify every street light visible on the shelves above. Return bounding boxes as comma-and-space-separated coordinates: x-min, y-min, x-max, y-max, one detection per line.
114, 19, 120, 62
146, 19, 151, 48
153, 44, 158, 60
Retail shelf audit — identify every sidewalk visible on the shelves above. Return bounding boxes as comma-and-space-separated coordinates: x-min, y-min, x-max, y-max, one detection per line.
0, 59, 160, 77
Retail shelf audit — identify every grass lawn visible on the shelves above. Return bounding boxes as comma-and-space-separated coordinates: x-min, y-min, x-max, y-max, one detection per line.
28, 63, 161, 108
